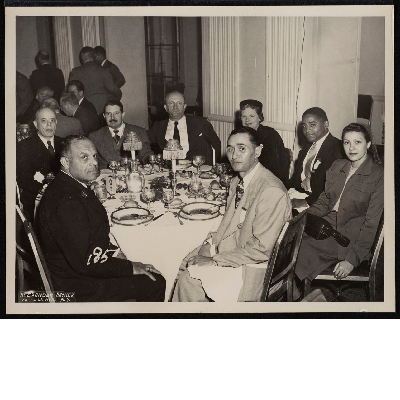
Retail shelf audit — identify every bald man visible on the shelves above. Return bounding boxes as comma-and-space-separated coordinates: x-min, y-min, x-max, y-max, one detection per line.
17, 108, 63, 221
18, 86, 54, 125
41, 97, 84, 138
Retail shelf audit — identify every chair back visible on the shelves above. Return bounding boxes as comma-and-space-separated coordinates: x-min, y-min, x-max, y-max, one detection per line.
261, 212, 307, 302
369, 213, 384, 301
16, 205, 55, 302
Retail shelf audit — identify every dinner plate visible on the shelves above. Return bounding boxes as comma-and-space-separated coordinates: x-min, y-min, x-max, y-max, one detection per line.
179, 202, 220, 221
111, 207, 153, 226
200, 165, 212, 172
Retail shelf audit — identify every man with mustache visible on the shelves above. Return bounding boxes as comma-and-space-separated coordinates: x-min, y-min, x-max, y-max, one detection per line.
37, 135, 166, 302
286, 107, 344, 210
16, 107, 63, 221
89, 100, 153, 169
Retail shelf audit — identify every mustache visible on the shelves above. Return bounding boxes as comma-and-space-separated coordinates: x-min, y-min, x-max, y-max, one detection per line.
109, 119, 118, 123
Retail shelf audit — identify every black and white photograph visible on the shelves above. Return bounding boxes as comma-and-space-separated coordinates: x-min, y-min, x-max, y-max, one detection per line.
6, 5, 395, 314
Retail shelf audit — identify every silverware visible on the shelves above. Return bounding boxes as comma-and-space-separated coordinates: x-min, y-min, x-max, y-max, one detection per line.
173, 212, 184, 225
152, 214, 164, 221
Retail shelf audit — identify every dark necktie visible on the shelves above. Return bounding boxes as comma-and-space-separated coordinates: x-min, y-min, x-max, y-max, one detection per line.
113, 130, 119, 144
235, 178, 245, 209
173, 121, 180, 142
47, 141, 55, 156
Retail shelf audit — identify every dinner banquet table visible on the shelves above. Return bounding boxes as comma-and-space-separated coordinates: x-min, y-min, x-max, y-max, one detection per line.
100, 164, 225, 301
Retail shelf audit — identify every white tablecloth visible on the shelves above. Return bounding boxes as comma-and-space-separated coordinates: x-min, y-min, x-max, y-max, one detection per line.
104, 168, 224, 301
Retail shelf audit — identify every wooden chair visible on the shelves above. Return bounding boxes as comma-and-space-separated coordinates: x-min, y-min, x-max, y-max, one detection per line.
303, 213, 384, 302
261, 212, 307, 302
16, 205, 55, 303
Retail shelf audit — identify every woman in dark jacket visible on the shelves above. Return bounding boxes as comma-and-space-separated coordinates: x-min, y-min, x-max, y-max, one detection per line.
239, 99, 289, 184
295, 123, 383, 286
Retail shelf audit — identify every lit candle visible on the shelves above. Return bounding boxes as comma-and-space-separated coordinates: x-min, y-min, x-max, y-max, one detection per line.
212, 147, 215, 166
131, 150, 135, 160
172, 158, 176, 173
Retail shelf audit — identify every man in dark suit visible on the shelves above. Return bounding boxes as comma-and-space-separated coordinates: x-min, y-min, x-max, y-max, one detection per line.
37, 135, 166, 302
93, 46, 126, 101
286, 107, 344, 210
16, 71, 33, 119
17, 86, 54, 125
60, 92, 101, 136
148, 91, 221, 166
68, 47, 121, 115
66, 79, 98, 117
29, 50, 65, 103
16, 107, 63, 221
89, 100, 153, 169
41, 97, 84, 138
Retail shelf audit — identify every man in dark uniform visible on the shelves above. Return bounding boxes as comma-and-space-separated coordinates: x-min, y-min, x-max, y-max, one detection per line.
37, 135, 166, 302
66, 79, 98, 117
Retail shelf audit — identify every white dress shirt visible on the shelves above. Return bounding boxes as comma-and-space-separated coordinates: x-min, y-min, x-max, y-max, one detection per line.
301, 131, 330, 181
108, 123, 126, 139
165, 116, 189, 158
37, 134, 55, 150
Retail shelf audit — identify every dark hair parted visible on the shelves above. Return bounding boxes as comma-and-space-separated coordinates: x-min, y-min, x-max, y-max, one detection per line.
342, 122, 383, 165
79, 46, 95, 62
228, 126, 261, 147
104, 100, 124, 114
60, 135, 90, 158
67, 80, 85, 93
302, 107, 328, 122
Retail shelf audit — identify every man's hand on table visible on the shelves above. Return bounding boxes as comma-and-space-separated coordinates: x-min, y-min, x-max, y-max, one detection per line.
132, 262, 162, 281
188, 255, 215, 268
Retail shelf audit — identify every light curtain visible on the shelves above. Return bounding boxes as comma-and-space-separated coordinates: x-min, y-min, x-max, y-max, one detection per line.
265, 17, 304, 151
53, 16, 74, 85
202, 17, 239, 158
81, 16, 101, 48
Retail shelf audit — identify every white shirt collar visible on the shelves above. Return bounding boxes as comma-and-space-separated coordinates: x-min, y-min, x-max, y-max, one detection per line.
101, 59, 107, 67
312, 131, 330, 152
37, 133, 54, 149
61, 170, 87, 188
78, 97, 83, 105
242, 162, 260, 191
168, 115, 186, 126
109, 123, 125, 137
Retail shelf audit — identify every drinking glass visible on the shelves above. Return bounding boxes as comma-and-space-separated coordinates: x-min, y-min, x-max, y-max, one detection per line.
193, 155, 205, 175
142, 188, 156, 212
109, 160, 119, 176
120, 157, 129, 176
189, 177, 204, 201
220, 173, 233, 204
148, 154, 157, 173
162, 188, 174, 212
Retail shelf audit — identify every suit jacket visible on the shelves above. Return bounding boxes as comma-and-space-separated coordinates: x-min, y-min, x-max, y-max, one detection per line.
287, 133, 344, 205
16, 134, 63, 220
68, 61, 122, 114
74, 104, 101, 136
212, 164, 292, 301
16, 71, 33, 117
89, 123, 153, 169
29, 64, 65, 103
17, 98, 40, 125
148, 115, 221, 166
102, 60, 125, 101
37, 171, 134, 301
55, 113, 84, 138
307, 155, 384, 267
257, 124, 290, 184
80, 96, 98, 117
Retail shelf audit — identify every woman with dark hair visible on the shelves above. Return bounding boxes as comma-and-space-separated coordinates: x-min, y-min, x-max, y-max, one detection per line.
294, 123, 383, 292
240, 99, 290, 184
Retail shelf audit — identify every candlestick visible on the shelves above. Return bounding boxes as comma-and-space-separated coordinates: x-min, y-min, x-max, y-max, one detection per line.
172, 159, 176, 173
212, 147, 215, 166
131, 150, 135, 160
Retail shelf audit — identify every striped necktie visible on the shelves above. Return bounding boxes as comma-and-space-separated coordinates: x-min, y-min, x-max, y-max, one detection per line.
235, 178, 245, 209
113, 130, 119, 144
301, 142, 317, 192
47, 141, 55, 156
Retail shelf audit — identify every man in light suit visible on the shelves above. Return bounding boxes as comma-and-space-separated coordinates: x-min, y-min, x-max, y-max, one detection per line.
89, 100, 153, 169
171, 127, 292, 302
93, 46, 126, 101
66, 79, 98, 117
41, 97, 84, 138
148, 91, 221, 166
17, 108, 63, 221
68, 47, 122, 115
60, 92, 101, 136
287, 107, 344, 210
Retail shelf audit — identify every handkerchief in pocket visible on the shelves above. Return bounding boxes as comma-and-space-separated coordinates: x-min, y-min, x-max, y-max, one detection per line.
239, 207, 247, 224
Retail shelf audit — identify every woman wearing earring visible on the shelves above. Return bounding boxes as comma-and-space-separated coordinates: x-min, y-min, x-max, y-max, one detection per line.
240, 99, 290, 184
294, 123, 384, 288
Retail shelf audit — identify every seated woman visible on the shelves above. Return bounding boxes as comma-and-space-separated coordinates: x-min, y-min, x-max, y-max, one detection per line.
294, 123, 383, 293
239, 99, 290, 184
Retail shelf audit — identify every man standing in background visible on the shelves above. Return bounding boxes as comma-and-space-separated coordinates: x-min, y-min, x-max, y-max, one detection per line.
29, 50, 65, 103
93, 46, 126, 101
66, 80, 98, 117
16, 71, 33, 120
